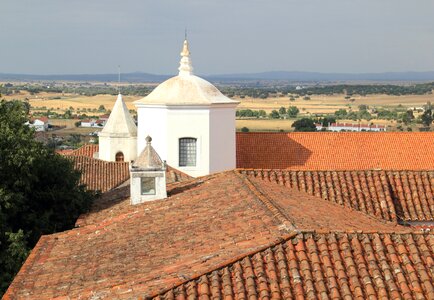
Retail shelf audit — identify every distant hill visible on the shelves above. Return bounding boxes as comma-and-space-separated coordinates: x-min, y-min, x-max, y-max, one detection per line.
208, 71, 434, 82
0, 72, 170, 83
1, 71, 434, 83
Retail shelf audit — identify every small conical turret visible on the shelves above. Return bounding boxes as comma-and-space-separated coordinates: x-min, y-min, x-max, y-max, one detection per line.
178, 39, 193, 76
100, 93, 137, 136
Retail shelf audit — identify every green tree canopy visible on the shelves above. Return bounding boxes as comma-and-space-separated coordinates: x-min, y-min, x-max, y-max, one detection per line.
421, 108, 433, 127
287, 106, 299, 118
269, 110, 280, 119
291, 118, 317, 132
317, 116, 336, 126
0, 100, 94, 295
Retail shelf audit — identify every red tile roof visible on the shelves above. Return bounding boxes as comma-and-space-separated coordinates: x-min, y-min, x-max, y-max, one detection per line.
240, 169, 434, 224
4, 171, 409, 299
236, 132, 434, 170
64, 146, 191, 193
155, 231, 433, 300
67, 144, 99, 158
69, 156, 130, 193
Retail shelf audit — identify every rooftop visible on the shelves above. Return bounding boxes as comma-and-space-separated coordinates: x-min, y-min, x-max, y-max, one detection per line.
156, 231, 433, 300
5, 171, 410, 299
236, 132, 434, 170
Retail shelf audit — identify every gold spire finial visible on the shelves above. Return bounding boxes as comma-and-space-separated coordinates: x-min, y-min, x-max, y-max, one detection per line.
181, 39, 190, 57
178, 35, 193, 76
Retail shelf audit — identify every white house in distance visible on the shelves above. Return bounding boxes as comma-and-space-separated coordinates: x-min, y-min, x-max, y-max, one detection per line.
134, 39, 239, 177
25, 116, 49, 131
316, 122, 386, 132
98, 93, 137, 162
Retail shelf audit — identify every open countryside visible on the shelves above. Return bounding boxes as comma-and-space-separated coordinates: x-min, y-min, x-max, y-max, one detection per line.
2, 82, 433, 132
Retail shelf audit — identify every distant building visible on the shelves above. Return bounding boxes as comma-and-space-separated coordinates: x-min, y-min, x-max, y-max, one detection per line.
25, 117, 49, 131
80, 118, 105, 128
316, 122, 386, 132
80, 119, 96, 128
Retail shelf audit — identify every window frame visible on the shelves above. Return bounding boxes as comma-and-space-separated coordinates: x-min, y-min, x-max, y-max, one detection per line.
140, 177, 156, 195
178, 137, 197, 167
115, 151, 124, 162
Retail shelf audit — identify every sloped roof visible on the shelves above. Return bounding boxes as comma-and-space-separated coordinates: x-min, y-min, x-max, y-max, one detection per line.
70, 156, 130, 193
69, 155, 191, 193
65, 144, 99, 158
239, 169, 434, 223
99, 93, 137, 137
5, 171, 408, 299
155, 231, 433, 300
236, 132, 434, 170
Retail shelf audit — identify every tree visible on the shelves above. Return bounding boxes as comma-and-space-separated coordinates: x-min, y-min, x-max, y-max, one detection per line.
241, 127, 249, 132
98, 105, 106, 112
287, 106, 299, 118
421, 108, 433, 127
292, 118, 317, 132
358, 104, 368, 111
278, 107, 286, 115
0, 100, 94, 295
269, 110, 280, 119
400, 110, 414, 125
318, 116, 336, 126
334, 109, 348, 119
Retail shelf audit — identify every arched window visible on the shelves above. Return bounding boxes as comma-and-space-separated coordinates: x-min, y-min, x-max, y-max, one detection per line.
179, 138, 197, 167
115, 152, 124, 162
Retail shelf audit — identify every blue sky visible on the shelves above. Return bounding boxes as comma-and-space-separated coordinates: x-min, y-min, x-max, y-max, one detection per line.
1, 0, 434, 75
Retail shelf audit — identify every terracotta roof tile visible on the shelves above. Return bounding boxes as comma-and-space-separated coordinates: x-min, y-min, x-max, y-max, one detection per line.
67, 154, 191, 193
236, 132, 434, 170
239, 169, 434, 223
69, 155, 130, 193
5, 171, 409, 299
156, 232, 434, 300
67, 144, 99, 158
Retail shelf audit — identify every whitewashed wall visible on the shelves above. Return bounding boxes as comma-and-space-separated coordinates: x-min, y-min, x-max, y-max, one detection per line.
98, 135, 137, 162
136, 104, 237, 177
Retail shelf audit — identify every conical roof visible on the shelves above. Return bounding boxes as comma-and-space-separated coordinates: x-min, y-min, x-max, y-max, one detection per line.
134, 39, 239, 106
100, 94, 137, 137
132, 136, 165, 170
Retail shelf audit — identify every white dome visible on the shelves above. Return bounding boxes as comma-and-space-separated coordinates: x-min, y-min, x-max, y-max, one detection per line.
135, 74, 238, 106
135, 39, 238, 106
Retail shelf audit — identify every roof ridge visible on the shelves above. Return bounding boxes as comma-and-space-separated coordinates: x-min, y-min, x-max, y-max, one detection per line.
234, 171, 297, 231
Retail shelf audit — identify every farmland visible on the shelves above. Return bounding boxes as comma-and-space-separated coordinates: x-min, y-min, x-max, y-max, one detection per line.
1, 81, 433, 133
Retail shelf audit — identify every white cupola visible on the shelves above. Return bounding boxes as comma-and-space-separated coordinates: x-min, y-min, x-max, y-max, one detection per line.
134, 39, 239, 177
130, 136, 167, 204
98, 93, 137, 162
